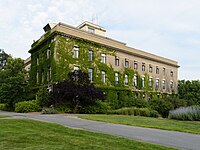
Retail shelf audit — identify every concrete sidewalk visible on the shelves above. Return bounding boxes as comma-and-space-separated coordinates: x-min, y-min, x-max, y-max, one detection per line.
1, 110, 200, 150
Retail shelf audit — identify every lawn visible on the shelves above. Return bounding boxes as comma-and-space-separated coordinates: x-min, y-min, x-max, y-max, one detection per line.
0, 119, 175, 150
79, 115, 200, 134
0, 116, 9, 118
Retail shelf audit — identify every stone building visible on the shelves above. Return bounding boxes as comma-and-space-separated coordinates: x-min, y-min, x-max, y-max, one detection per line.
28, 21, 179, 94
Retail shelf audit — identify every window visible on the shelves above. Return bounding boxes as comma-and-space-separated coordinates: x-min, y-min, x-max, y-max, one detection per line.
149, 78, 153, 88
149, 65, 153, 73
88, 27, 95, 33
115, 56, 119, 66
47, 49, 51, 59
74, 46, 79, 59
88, 68, 93, 81
134, 61, 138, 70
133, 75, 137, 86
156, 66, 159, 74
162, 80, 166, 90
115, 72, 119, 84
125, 59, 129, 68
142, 63, 145, 71
163, 68, 166, 76
124, 74, 128, 85
74, 66, 79, 71
156, 79, 159, 89
47, 67, 51, 82
101, 53, 106, 63
102, 71, 106, 83
142, 77, 145, 88
170, 70, 174, 77
88, 50, 93, 61
170, 81, 174, 89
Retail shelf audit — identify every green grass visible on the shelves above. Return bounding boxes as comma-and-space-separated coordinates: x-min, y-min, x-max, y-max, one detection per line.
0, 116, 9, 118
0, 119, 175, 150
79, 115, 200, 134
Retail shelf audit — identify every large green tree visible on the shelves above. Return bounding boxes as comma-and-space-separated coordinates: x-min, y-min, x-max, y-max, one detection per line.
178, 80, 200, 105
0, 57, 30, 110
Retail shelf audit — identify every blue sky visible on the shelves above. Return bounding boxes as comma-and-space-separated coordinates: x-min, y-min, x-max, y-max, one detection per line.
0, 0, 200, 80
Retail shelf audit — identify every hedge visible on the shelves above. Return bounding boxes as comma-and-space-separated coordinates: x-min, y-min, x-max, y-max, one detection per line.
15, 100, 42, 113
108, 107, 159, 118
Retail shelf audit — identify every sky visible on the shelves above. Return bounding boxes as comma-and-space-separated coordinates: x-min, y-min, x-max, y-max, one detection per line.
0, 0, 200, 80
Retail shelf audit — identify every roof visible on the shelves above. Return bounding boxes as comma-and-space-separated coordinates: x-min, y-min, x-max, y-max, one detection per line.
30, 21, 179, 68
77, 21, 106, 32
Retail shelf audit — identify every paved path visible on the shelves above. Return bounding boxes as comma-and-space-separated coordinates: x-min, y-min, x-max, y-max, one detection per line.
1, 110, 200, 150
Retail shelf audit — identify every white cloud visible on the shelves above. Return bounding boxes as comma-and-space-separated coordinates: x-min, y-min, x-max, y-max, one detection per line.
0, 0, 200, 79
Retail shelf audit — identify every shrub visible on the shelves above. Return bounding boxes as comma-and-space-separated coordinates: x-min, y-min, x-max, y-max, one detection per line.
15, 100, 41, 113
166, 96, 187, 109
41, 106, 58, 114
148, 99, 173, 118
132, 98, 148, 108
55, 105, 71, 113
81, 101, 111, 114
105, 90, 119, 109
37, 86, 50, 107
108, 107, 159, 118
0, 103, 6, 111
168, 106, 200, 121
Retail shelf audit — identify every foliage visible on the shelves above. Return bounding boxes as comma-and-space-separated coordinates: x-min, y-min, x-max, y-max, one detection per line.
81, 100, 111, 114
166, 95, 187, 109
108, 107, 159, 118
0, 57, 31, 110
0, 103, 6, 111
178, 80, 200, 105
37, 86, 50, 107
41, 106, 58, 114
168, 106, 200, 121
55, 105, 71, 113
30, 32, 156, 93
148, 99, 173, 118
104, 88, 148, 109
15, 100, 41, 113
50, 70, 105, 113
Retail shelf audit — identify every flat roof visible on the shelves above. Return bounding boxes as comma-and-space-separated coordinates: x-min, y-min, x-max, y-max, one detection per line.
31, 22, 179, 67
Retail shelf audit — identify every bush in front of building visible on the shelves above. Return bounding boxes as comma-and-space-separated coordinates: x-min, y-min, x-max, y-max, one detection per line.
0, 103, 7, 111
54, 105, 72, 113
50, 70, 105, 113
148, 99, 173, 118
81, 100, 111, 114
15, 100, 42, 113
41, 106, 58, 114
104, 88, 148, 109
108, 107, 159, 118
37, 86, 51, 108
168, 106, 200, 121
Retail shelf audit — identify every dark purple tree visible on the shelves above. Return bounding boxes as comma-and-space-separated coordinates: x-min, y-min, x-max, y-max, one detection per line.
50, 70, 105, 113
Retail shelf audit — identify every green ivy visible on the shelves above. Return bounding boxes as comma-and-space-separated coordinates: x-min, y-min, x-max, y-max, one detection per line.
29, 31, 164, 97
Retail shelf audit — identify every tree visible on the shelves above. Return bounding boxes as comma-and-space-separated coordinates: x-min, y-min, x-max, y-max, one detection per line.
0, 57, 30, 110
50, 70, 105, 113
178, 80, 200, 105
0, 49, 10, 70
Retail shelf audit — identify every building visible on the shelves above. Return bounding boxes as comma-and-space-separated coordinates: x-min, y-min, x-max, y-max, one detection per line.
28, 21, 179, 95
24, 56, 31, 71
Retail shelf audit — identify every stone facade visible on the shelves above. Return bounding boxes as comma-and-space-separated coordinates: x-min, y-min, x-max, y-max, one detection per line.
28, 21, 179, 94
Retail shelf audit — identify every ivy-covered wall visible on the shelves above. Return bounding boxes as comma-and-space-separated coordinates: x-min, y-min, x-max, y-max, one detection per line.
29, 31, 160, 96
